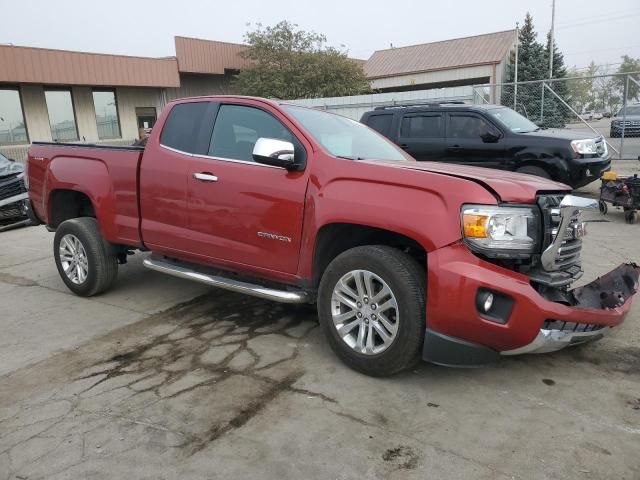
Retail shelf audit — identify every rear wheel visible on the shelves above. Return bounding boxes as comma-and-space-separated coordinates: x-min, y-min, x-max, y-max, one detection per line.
516, 165, 551, 179
317, 246, 425, 377
53, 217, 118, 296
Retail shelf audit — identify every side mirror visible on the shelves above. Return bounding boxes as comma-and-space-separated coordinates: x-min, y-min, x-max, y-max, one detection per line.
480, 132, 501, 143
252, 138, 297, 170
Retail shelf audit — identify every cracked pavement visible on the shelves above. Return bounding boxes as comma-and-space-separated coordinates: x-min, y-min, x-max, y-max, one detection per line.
2, 170, 640, 479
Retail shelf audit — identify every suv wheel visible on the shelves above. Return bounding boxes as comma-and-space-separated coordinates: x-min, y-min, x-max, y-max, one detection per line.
516, 165, 550, 179
317, 246, 425, 377
53, 217, 118, 296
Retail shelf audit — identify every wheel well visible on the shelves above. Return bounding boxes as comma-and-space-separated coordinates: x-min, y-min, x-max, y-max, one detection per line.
517, 159, 556, 177
49, 190, 96, 228
313, 223, 426, 286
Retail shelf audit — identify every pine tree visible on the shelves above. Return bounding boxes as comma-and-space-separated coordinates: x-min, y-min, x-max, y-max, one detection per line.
503, 13, 549, 123
541, 30, 570, 127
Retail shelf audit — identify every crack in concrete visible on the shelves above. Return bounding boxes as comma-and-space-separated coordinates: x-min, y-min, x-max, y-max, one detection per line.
0, 292, 327, 477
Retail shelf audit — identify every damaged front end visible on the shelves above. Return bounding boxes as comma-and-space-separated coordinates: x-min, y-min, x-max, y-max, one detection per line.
504, 194, 640, 355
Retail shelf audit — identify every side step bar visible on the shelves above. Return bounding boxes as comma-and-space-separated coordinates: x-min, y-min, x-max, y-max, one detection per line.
142, 257, 311, 304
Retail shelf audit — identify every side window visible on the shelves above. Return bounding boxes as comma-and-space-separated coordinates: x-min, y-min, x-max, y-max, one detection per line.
366, 114, 393, 138
208, 105, 295, 162
448, 115, 500, 139
400, 114, 443, 138
160, 102, 212, 154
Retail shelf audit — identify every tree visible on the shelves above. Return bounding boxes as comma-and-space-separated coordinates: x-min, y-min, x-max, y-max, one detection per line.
615, 55, 640, 100
235, 21, 370, 99
541, 30, 570, 127
504, 13, 559, 126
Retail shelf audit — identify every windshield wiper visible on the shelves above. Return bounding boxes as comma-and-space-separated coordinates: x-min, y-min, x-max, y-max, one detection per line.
336, 155, 367, 160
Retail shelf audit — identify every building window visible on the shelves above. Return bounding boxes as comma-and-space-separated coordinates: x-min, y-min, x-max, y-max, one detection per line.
93, 90, 121, 139
0, 88, 29, 145
44, 90, 79, 142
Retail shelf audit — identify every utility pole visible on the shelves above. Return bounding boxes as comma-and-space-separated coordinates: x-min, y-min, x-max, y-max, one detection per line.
548, 0, 556, 79
513, 22, 519, 110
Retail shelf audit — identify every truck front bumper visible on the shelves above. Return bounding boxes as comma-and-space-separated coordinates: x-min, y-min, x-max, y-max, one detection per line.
423, 242, 639, 367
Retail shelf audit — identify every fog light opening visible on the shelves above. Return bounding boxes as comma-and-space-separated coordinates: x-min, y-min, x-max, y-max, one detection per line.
483, 293, 494, 313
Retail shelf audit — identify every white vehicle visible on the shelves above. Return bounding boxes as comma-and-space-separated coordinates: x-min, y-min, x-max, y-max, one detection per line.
593, 112, 603, 120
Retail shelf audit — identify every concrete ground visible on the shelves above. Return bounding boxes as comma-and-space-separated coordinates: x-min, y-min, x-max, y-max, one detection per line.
1, 163, 640, 479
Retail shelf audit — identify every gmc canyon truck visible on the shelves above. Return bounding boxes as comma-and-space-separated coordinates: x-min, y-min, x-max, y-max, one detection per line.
27, 96, 639, 377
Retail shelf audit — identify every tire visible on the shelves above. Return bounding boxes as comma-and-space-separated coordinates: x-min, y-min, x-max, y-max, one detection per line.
53, 217, 118, 296
624, 210, 637, 224
599, 200, 608, 215
317, 245, 425, 377
516, 165, 551, 179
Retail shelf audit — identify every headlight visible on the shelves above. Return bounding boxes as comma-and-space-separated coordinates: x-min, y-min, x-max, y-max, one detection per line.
571, 138, 598, 155
462, 205, 540, 258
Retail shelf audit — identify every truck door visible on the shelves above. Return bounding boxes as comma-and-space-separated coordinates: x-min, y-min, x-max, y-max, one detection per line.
395, 113, 445, 161
185, 102, 309, 275
443, 113, 505, 168
139, 101, 216, 253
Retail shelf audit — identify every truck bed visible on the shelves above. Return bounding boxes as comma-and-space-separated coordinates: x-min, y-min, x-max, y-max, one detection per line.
28, 142, 145, 247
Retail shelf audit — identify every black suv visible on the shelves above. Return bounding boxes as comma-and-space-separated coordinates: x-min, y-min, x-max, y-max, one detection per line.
610, 104, 640, 138
361, 103, 611, 189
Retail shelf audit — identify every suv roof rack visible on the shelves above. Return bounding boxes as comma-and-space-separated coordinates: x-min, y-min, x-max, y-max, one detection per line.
373, 101, 467, 111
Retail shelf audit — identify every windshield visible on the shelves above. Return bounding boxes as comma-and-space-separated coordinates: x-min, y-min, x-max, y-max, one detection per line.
282, 105, 410, 162
617, 106, 640, 116
487, 107, 539, 133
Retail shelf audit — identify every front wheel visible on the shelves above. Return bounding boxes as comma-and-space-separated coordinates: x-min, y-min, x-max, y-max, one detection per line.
317, 246, 425, 377
53, 217, 118, 296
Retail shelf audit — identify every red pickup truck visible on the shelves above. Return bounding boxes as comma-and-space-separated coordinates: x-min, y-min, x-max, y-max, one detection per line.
27, 96, 639, 376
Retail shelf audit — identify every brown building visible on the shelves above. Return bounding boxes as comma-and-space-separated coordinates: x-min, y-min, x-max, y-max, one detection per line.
0, 36, 248, 161
1, 30, 514, 161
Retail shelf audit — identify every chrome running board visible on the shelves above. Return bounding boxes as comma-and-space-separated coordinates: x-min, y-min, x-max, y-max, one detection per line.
142, 257, 311, 304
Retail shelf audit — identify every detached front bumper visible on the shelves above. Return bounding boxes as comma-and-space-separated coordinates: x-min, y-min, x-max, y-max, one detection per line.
423, 243, 640, 367
501, 263, 639, 355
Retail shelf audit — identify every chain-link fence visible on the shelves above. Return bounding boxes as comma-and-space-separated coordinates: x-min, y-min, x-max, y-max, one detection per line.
473, 73, 640, 160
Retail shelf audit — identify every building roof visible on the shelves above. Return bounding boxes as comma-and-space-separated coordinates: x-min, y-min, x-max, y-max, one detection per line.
175, 36, 366, 74
0, 44, 180, 87
364, 30, 516, 79
175, 36, 252, 75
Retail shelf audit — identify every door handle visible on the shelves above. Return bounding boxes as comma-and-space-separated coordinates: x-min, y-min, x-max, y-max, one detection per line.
193, 172, 218, 182
447, 145, 462, 153
399, 144, 410, 150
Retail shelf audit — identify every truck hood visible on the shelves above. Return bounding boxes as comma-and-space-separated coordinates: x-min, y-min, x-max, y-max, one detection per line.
362, 160, 570, 203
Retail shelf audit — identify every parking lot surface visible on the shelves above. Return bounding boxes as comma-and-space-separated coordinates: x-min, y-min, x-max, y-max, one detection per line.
1, 162, 640, 479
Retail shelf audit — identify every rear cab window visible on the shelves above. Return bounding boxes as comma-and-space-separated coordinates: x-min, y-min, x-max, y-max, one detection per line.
160, 102, 216, 154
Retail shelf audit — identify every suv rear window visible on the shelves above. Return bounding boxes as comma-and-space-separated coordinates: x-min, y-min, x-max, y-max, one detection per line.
400, 114, 443, 138
366, 114, 393, 137
160, 102, 212, 154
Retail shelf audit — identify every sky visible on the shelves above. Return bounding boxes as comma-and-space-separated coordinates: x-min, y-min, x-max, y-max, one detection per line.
2, 0, 639, 72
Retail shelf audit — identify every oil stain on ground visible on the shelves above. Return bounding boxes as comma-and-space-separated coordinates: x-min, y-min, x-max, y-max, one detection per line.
0, 291, 327, 477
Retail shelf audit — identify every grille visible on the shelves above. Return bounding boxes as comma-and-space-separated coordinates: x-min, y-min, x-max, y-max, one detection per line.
543, 320, 605, 332
538, 194, 583, 269
0, 177, 27, 201
619, 120, 640, 127
0, 204, 24, 222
